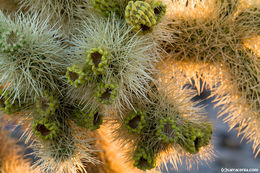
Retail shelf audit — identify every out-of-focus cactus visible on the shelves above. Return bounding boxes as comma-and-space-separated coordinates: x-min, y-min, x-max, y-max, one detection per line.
91, 0, 121, 17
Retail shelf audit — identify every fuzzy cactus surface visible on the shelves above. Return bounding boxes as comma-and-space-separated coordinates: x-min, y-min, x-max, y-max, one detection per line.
0, 0, 259, 172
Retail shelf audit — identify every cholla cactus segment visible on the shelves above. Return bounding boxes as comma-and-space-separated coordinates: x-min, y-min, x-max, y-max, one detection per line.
0, 89, 19, 114
124, 110, 147, 134
0, 28, 25, 53
91, 0, 121, 17
31, 123, 100, 173
32, 117, 60, 141
0, 11, 68, 102
86, 47, 109, 75
66, 64, 88, 88
150, 0, 166, 23
70, 14, 158, 110
178, 121, 213, 154
133, 144, 156, 170
125, 1, 157, 33
156, 117, 181, 143
72, 108, 103, 131
95, 81, 118, 105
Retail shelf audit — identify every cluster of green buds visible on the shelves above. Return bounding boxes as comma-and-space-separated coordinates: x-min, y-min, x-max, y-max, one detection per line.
86, 47, 109, 75
0, 28, 25, 53
66, 47, 109, 88
125, 0, 166, 34
124, 110, 147, 134
66, 64, 88, 88
91, 0, 121, 17
32, 117, 60, 141
95, 81, 118, 105
0, 89, 20, 114
72, 108, 103, 131
178, 121, 213, 154
156, 117, 181, 143
35, 91, 59, 116
133, 144, 156, 171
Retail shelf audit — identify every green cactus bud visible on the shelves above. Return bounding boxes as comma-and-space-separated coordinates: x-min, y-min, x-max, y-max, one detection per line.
178, 121, 213, 154
91, 0, 120, 17
86, 47, 109, 75
0, 89, 20, 114
156, 117, 181, 143
125, 1, 157, 33
133, 144, 156, 170
32, 117, 60, 141
0, 28, 25, 53
35, 91, 59, 116
66, 64, 88, 88
95, 81, 118, 105
150, 0, 166, 23
72, 108, 103, 131
124, 110, 147, 134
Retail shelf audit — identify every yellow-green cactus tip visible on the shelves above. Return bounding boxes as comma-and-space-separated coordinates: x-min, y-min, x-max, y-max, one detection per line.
124, 110, 147, 134
86, 47, 109, 75
151, 0, 166, 23
32, 118, 59, 141
66, 65, 87, 87
95, 81, 118, 105
125, 1, 157, 34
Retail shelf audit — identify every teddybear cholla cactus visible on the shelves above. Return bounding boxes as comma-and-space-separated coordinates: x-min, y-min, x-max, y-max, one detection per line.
1, 0, 259, 172
156, 0, 260, 156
